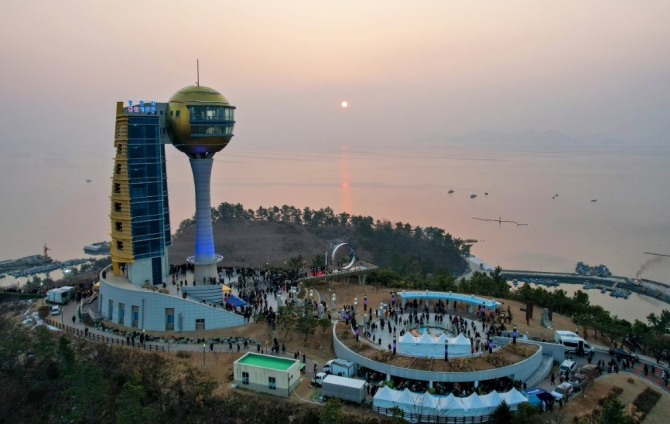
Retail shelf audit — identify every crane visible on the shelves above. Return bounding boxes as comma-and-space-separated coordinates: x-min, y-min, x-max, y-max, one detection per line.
43, 243, 52, 258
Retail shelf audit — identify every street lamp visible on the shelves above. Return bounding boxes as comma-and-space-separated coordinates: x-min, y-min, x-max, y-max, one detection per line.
354, 297, 358, 319
40, 282, 44, 307
203, 343, 206, 367
363, 295, 367, 311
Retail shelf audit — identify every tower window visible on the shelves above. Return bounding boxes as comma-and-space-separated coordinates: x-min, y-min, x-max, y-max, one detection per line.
115, 164, 122, 174
114, 203, 122, 213
114, 183, 121, 194
116, 241, 124, 250
115, 222, 123, 232
175, 110, 180, 117
117, 145, 123, 155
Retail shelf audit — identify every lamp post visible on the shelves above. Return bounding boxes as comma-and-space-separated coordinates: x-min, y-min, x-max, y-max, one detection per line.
40, 282, 44, 306
332, 293, 336, 311
444, 340, 449, 362
513, 324, 517, 344
353, 297, 358, 319
363, 295, 367, 311
202, 343, 206, 367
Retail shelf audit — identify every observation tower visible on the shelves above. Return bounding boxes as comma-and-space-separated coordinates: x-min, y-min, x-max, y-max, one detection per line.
166, 85, 236, 283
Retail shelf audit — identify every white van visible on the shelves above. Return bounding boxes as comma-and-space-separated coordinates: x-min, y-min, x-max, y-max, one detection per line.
554, 330, 579, 344
560, 336, 593, 355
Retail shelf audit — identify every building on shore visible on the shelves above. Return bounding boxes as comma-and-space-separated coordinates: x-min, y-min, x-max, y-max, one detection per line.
234, 353, 302, 397
98, 85, 243, 332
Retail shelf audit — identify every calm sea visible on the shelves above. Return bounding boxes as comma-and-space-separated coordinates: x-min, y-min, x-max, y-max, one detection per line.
1, 141, 668, 322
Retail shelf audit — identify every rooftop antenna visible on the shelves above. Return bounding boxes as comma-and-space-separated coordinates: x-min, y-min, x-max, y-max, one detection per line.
196, 59, 200, 87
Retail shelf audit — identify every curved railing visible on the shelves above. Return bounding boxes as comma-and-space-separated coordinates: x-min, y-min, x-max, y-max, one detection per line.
332, 323, 543, 383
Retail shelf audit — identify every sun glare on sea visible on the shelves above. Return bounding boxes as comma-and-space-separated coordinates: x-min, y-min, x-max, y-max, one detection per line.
341, 101, 348, 108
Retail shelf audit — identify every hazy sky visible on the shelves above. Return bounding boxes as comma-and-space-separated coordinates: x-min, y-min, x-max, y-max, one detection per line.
2, 1, 669, 151
1, 1, 669, 260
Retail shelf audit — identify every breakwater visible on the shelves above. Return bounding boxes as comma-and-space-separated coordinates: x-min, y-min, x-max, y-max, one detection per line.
500, 270, 670, 305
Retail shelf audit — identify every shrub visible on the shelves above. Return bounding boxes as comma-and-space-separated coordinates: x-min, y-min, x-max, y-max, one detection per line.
176, 351, 192, 359
632, 387, 661, 418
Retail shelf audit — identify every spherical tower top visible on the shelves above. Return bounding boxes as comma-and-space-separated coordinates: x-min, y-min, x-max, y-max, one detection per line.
166, 85, 236, 157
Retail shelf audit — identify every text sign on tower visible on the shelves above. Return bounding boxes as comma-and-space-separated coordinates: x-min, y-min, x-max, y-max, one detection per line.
127, 100, 157, 114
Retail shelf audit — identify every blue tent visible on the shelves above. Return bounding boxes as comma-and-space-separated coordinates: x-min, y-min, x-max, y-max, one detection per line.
225, 295, 247, 307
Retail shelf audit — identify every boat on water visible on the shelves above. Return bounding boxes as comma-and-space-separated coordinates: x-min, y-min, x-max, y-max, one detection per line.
600, 287, 608, 294
448, 189, 454, 194
84, 241, 110, 255
610, 289, 630, 299
470, 194, 477, 198
583, 282, 595, 290
512, 279, 519, 287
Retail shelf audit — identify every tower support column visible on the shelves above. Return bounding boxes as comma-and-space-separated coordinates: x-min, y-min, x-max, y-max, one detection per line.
189, 158, 221, 282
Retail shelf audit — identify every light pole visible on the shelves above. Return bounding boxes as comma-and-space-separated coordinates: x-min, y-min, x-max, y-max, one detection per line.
353, 297, 358, 320
40, 282, 44, 307
202, 343, 206, 367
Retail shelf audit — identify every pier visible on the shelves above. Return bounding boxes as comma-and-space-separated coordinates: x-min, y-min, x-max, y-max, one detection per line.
500, 269, 670, 305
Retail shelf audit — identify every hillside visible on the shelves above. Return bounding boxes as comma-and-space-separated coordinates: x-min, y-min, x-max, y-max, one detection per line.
167, 203, 468, 275
168, 220, 339, 267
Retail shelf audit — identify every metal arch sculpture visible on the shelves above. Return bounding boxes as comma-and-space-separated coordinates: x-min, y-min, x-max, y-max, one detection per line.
331, 243, 356, 270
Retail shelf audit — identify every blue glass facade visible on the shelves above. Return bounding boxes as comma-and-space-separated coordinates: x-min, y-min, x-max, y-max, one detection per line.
126, 116, 171, 262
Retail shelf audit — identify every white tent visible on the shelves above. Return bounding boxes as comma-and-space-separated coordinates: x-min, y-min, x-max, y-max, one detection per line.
448, 333, 472, 356
435, 333, 448, 345
418, 332, 434, 344
501, 387, 528, 410
418, 392, 439, 416
461, 393, 489, 416
373, 385, 399, 410
481, 390, 504, 409
436, 393, 464, 416
400, 332, 417, 343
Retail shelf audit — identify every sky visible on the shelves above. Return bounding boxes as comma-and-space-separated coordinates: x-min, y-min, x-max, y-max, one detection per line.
0, 0, 669, 260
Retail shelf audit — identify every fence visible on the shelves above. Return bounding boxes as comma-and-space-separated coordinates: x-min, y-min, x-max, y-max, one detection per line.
44, 318, 166, 352
371, 406, 497, 423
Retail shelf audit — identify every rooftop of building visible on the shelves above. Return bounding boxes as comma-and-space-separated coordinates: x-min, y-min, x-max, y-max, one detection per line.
236, 353, 298, 371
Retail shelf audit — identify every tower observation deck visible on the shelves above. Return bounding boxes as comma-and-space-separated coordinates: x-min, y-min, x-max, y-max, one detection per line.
165, 85, 236, 282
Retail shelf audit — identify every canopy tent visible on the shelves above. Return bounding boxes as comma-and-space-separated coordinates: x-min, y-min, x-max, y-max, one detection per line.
375, 387, 527, 418
461, 393, 489, 416
373, 385, 399, 410
501, 388, 528, 410
225, 294, 247, 307
221, 284, 232, 293
437, 393, 463, 411
400, 332, 417, 343
398, 331, 472, 358
480, 390, 504, 408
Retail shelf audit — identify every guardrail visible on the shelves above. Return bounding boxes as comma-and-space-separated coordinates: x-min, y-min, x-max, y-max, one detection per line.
44, 319, 166, 352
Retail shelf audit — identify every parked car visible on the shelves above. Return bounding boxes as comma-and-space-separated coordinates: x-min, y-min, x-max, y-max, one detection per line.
567, 374, 587, 392
609, 347, 639, 362
559, 359, 577, 376
550, 382, 573, 401
50, 305, 62, 315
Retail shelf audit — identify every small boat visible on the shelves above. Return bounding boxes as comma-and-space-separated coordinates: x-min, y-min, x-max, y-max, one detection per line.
583, 282, 595, 290
601, 287, 608, 294
470, 194, 477, 198
484, 192, 489, 196
512, 279, 519, 287
448, 189, 454, 194
591, 199, 597, 202
84, 241, 110, 255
